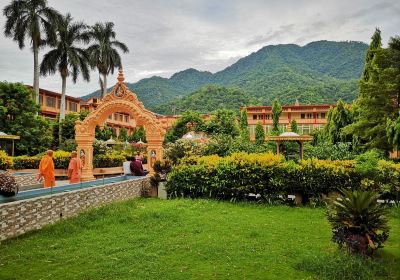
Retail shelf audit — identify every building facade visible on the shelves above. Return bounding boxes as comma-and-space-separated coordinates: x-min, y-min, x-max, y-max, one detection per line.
244, 101, 333, 137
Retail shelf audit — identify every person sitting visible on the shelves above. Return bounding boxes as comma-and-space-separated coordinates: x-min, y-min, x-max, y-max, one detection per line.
135, 152, 144, 162
130, 157, 144, 176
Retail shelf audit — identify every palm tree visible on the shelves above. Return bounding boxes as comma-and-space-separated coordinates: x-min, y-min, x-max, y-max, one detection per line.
3, 0, 61, 104
40, 13, 90, 144
87, 22, 129, 98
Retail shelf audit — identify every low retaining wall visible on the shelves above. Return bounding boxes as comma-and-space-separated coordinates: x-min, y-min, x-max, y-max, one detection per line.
13, 174, 43, 191
0, 177, 150, 241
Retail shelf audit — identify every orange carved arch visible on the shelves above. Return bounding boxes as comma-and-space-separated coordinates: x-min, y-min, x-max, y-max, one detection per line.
75, 69, 167, 181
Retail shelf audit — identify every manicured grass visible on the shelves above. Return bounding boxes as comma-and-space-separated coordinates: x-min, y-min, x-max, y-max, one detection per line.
0, 199, 399, 280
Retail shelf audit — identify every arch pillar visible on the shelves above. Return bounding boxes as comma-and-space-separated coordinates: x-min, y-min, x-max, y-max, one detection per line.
147, 136, 164, 174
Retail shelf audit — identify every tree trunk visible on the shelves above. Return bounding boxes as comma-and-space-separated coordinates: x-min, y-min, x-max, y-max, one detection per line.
60, 75, 67, 121
33, 44, 40, 105
102, 73, 107, 98
59, 75, 67, 146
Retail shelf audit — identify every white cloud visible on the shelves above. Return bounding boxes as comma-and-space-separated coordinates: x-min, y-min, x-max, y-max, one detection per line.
0, 0, 399, 97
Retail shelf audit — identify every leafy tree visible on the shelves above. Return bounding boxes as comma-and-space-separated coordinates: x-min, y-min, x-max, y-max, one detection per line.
95, 125, 114, 141
325, 99, 353, 144
290, 119, 298, 133
239, 108, 250, 140
3, 0, 61, 103
128, 126, 146, 143
118, 128, 128, 141
164, 111, 205, 143
40, 13, 90, 121
0, 82, 53, 155
386, 112, 400, 151
345, 32, 400, 152
272, 98, 282, 134
255, 122, 265, 145
206, 109, 239, 137
87, 22, 129, 97
362, 28, 382, 82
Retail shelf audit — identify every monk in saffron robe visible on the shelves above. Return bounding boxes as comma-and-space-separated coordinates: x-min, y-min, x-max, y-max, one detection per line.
67, 151, 82, 184
38, 150, 55, 188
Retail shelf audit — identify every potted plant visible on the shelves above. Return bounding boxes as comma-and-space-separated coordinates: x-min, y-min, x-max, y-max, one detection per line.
0, 171, 19, 197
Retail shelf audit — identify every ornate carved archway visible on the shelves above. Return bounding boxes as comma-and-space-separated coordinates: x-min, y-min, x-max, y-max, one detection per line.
75, 69, 167, 181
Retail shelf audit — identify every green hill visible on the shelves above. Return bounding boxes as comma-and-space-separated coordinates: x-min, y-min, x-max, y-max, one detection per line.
82, 40, 368, 113
153, 85, 259, 115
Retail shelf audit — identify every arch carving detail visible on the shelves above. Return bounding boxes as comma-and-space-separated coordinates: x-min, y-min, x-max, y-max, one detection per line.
75, 69, 167, 181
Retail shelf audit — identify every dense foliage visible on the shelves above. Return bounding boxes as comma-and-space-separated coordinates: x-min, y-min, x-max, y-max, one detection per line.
166, 152, 400, 202
0, 151, 13, 170
154, 85, 259, 115
0, 82, 53, 155
83, 41, 368, 112
328, 189, 389, 255
345, 31, 400, 152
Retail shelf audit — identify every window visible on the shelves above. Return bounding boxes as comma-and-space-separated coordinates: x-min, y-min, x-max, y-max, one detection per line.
57, 99, 61, 109
46, 96, 56, 108
266, 114, 270, 120
69, 102, 77, 112
301, 114, 305, 119
119, 114, 123, 122
258, 115, 263, 120
321, 113, 326, 119
124, 115, 129, 123
39, 95, 43, 105
307, 113, 313, 119
108, 114, 112, 120
253, 115, 257, 120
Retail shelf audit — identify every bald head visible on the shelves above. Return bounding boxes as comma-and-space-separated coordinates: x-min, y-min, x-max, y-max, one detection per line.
71, 151, 77, 158
47, 150, 53, 157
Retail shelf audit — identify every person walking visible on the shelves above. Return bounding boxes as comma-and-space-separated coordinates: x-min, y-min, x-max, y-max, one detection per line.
67, 151, 82, 184
38, 150, 55, 188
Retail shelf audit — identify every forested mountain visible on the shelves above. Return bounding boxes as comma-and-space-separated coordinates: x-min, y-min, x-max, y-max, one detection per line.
153, 85, 259, 114
83, 40, 368, 113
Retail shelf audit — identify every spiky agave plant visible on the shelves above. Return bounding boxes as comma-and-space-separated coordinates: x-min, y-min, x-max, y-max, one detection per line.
327, 189, 389, 255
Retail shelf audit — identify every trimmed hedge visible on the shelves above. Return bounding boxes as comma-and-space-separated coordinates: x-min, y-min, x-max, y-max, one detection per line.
93, 153, 126, 168
166, 152, 400, 202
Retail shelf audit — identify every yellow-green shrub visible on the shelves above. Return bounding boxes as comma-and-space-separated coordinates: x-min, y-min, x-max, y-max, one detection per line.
166, 152, 399, 202
0, 150, 13, 170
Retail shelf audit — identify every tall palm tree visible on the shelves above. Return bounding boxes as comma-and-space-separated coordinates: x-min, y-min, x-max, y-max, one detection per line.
40, 14, 90, 145
3, 0, 61, 104
87, 22, 129, 98
40, 13, 90, 121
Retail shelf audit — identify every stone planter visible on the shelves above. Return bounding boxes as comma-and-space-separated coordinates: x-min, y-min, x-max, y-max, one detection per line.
158, 181, 167, 199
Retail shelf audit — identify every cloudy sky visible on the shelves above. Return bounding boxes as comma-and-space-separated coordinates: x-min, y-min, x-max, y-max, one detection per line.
0, 0, 399, 97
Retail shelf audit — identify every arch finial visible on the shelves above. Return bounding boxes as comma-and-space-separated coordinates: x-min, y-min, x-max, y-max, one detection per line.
117, 67, 125, 83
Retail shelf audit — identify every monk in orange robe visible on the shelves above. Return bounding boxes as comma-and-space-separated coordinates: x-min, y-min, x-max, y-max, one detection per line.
38, 150, 55, 188
67, 151, 82, 184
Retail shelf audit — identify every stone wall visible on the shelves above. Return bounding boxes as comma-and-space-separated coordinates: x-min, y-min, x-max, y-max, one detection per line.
13, 174, 43, 191
0, 177, 150, 241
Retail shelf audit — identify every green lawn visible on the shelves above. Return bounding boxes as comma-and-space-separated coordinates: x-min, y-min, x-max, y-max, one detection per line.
0, 199, 399, 280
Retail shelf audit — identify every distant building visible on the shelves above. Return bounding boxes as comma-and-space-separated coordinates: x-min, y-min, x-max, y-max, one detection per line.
243, 100, 334, 137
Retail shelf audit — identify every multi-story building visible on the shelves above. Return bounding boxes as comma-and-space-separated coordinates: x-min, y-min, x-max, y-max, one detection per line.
244, 101, 334, 137
31, 87, 81, 119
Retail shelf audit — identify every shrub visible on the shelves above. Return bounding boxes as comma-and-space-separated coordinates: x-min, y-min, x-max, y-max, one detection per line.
0, 172, 19, 197
13, 155, 40, 169
166, 152, 398, 203
93, 152, 125, 168
164, 139, 205, 164
13, 150, 71, 169
0, 150, 13, 170
93, 139, 111, 155
327, 189, 389, 255
52, 150, 71, 169
58, 139, 77, 152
